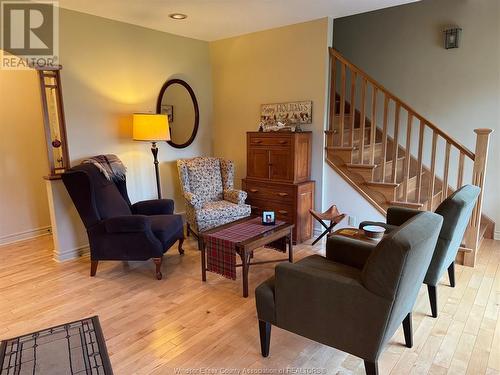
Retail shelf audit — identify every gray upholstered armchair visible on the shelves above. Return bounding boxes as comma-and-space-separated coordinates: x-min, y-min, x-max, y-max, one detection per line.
177, 157, 251, 245
255, 212, 443, 375
360, 184, 480, 318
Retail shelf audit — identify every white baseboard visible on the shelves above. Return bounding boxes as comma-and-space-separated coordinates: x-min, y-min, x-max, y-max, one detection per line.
53, 244, 89, 262
494, 230, 500, 241
0, 226, 52, 246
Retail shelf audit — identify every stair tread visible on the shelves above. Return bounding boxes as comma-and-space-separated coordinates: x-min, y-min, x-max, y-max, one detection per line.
390, 200, 424, 209
365, 181, 399, 188
325, 146, 354, 151
346, 163, 376, 169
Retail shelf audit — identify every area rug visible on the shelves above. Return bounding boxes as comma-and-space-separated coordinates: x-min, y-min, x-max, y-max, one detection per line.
0, 316, 113, 375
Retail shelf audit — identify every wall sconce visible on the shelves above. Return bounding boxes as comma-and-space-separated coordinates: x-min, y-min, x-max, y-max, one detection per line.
444, 27, 462, 49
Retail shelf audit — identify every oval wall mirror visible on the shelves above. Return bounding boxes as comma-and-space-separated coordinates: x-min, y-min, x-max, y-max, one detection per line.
156, 79, 199, 149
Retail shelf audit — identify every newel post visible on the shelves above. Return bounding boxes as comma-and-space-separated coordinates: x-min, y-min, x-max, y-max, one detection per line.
463, 128, 493, 267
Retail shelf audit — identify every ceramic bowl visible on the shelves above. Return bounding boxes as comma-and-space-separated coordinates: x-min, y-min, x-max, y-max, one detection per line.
363, 225, 386, 240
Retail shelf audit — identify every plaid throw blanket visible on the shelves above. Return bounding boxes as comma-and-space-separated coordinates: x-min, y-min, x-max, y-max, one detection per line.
206, 217, 287, 280
82, 154, 127, 181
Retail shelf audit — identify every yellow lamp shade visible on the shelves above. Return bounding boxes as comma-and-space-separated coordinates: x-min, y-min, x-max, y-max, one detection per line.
133, 113, 170, 141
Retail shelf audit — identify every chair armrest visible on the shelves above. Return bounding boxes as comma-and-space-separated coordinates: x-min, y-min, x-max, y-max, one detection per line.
104, 215, 151, 233
326, 235, 377, 269
273, 258, 390, 354
387, 207, 421, 226
224, 189, 247, 204
132, 199, 174, 215
183, 192, 202, 210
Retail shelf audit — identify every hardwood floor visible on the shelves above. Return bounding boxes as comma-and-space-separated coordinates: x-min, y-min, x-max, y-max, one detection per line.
0, 235, 499, 374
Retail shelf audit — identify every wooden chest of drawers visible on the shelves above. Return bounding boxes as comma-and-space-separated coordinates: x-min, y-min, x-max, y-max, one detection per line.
243, 132, 315, 243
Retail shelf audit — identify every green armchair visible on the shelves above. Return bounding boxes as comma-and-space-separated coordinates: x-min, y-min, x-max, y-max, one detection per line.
255, 211, 443, 375
360, 185, 480, 318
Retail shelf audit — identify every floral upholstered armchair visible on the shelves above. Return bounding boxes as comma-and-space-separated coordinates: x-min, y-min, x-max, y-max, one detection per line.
177, 157, 251, 244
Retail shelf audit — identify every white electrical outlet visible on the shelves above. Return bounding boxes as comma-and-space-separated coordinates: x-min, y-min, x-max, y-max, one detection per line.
348, 215, 357, 227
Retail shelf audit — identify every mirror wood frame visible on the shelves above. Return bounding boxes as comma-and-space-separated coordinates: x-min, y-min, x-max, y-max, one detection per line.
156, 78, 199, 149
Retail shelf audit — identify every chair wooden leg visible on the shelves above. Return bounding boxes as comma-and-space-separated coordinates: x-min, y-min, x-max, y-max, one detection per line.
186, 223, 191, 237
153, 257, 163, 280
258, 320, 271, 357
448, 262, 455, 287
178, 237, 185, 255
90, 260, 98, 277
427, 284, 438, 318
402, 312, 413, 348
364, 360, 379, 375
311, 225, 334, 246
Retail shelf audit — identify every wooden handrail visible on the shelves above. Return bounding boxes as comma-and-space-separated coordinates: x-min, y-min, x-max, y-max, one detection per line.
327, 47, 493, 268
330, 48, 475, 160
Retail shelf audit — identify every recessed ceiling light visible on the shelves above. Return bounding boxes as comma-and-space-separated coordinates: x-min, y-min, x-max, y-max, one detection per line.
169, 13, 187, 20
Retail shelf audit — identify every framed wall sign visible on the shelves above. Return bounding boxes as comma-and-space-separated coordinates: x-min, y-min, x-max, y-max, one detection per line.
260, 100, 312, 125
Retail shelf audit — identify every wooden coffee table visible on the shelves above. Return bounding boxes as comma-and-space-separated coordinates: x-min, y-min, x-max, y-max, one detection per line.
200, 217, 294, 298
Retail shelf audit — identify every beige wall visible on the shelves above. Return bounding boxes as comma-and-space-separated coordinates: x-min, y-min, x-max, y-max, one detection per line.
0, 68, 51, 243
333, 0, 500, 234
210, 18, 332, 210
0, 8, 213, 244
59, 9, 213, 208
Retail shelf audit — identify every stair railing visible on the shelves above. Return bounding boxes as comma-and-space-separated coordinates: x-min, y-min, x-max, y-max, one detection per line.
328, 47, 492, 265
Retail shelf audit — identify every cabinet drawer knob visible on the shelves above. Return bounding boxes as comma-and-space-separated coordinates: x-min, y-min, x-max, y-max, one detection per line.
278, 210, 288, 215
277, 192, 288, 197
278, 140, 287, 144
249, 189, 259, 193
252, 140, 262, 144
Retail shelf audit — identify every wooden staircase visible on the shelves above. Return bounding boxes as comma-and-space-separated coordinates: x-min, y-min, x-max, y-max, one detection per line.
325, 48, 494, 267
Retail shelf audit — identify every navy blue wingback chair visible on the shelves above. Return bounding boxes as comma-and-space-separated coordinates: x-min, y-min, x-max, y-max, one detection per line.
360, 185, 480, 318
255, 212, 443, 375
62, 163, 184, 280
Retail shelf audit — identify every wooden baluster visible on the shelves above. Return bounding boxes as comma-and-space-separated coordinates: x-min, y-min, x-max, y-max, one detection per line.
370, 87, 378, 165
359, 79, 367, 165
339, 64, 346, 146
464, 128, 493, 267
349, 71, 357, 148
416, 120, 425, 204
403, 112, 413, 202
381, 95, 389, 182
428, 131, 438, 210
457, 153, 465, 189
329, 55, 337, 132
442, 142, 451, 200
391, 103, 401, 184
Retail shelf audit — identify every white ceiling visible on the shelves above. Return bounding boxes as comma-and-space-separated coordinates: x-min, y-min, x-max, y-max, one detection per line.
57, 0, 419, 41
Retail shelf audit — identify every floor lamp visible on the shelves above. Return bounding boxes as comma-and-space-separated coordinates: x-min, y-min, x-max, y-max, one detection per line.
133, 113, 170, 199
